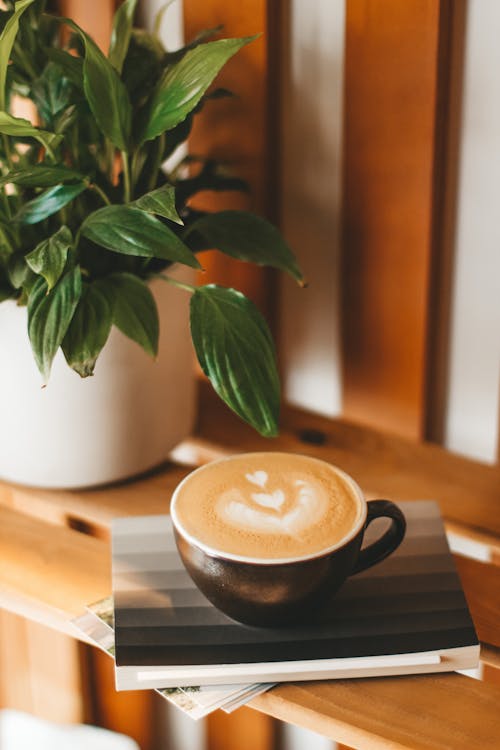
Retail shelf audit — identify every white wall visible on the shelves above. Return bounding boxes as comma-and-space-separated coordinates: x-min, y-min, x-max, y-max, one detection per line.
445, 0, 500, 463
279, 0, 345, 417
139, 0, 184, 51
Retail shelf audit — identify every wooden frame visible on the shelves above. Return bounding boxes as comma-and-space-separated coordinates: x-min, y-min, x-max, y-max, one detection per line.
341, 0, 463, 441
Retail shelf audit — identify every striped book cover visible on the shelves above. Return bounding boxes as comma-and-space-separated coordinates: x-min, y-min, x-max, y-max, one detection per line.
112, 501, 479, 690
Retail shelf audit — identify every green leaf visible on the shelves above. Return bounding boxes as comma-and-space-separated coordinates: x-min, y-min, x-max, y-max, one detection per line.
109, 0, 137, 74
0, 0, 35, 111
139, 36, 254, 144
184, 210, 303, 283
60, 18, 131, 151
0, 165, 84, 188
62, 281, 113, 377
54, 104, 78, 135
27, 266, 82, 382
7, 251, 30, 288
15, 182, 86, 224
133, 184, 182, 224
26, 226, 73, 290
45, 48, 83, 89
31, 62, 74, 127
100, 272, 158, 357
190, 284, 280, 437
81, 205, 200, 267
0, 111, 62, 153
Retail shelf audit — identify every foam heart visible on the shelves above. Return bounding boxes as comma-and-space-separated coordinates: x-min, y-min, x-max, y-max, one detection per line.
245, 470, 268, 488
217, 479, 326, 537
251, 490, 285, 510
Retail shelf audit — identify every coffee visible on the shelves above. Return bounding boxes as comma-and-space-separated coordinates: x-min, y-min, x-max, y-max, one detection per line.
172, 452, 363, 560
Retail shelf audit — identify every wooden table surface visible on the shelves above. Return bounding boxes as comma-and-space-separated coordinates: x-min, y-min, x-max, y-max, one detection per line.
1, 384, 499, 749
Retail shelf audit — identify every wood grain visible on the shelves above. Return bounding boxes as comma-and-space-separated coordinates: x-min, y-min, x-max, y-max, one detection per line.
250, 674, 500, 750
58, 0, 114, 51
454, 556, 500, 648
341, 0, 444, 439
0, 463, 190, 534
423, 0, 466, 443
0, 505, 110, 618
183, 0, 277, 316
86, 646, 155, 750
0, 611, 87, 723
207, 706, 276, 750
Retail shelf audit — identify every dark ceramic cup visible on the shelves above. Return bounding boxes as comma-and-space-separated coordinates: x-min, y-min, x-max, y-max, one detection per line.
171, 459, 406, 627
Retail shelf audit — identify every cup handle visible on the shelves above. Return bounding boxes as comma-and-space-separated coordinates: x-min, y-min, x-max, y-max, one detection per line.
351, 500, 406, 575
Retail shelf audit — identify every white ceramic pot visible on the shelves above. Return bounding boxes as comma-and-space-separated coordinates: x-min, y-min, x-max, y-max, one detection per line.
0, 266, 196, 488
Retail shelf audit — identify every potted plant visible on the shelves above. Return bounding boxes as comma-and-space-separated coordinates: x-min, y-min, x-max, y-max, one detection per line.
0, 0, 302, 488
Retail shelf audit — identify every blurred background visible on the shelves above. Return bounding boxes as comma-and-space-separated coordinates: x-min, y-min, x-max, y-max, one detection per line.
0, 0, 499, 749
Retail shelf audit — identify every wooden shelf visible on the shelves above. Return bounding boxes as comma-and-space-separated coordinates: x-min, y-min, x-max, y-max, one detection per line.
1, 383, 499, 749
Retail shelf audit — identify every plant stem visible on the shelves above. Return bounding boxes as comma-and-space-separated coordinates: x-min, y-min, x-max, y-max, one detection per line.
148, 133, 165, 192
74, 226, 82, 254
89, 182, 111, 206
156, 272, 196, 294
44, 141, 57, 162
121, 150, 131, 203
2, 134, 13, 171
0, 188, 11, 220
14, 44, 38, 80
0, 223, 13, 251
131, 148, 141, 190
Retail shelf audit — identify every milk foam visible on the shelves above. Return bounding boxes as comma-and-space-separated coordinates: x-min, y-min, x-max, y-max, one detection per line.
173, 453, 363, 560
217, 475, 328, 537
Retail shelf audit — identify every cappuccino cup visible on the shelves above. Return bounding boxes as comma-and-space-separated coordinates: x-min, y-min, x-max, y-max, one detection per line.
170, 452, 406, 626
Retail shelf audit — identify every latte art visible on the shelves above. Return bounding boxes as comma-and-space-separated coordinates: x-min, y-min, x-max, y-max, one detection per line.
172, 453, 363, 560
217, 475, 328, 538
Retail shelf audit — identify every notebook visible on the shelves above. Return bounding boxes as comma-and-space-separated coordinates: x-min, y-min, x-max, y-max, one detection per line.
72, 601, 273, 719
111, 501, 479, 690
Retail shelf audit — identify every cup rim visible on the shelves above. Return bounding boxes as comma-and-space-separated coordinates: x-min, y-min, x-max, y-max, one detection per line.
170, 452, 368, 565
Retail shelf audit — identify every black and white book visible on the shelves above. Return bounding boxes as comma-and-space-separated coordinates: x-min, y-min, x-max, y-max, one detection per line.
111, 501, 479, 690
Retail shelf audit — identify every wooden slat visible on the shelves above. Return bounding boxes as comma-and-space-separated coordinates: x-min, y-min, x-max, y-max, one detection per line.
480, 645, 500, 673
250, 674, 500, 750
341, 0, 446, 439
0, 611, 88, 723
183, 0, 277, 316
454, 555, 500, 648
446, 520, 500, 566
86, 647, 155, 750
0, 463, 190, 534
0, 505, 110, 619
58, 0, 114, 51
207, 706, 275, 750
423, 0, 466, 443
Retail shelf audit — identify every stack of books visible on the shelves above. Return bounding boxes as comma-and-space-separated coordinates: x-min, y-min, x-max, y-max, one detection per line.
74, 501, 479, 720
